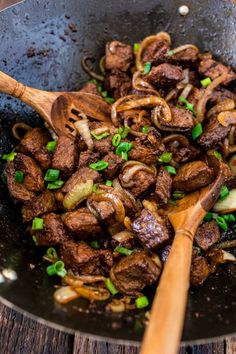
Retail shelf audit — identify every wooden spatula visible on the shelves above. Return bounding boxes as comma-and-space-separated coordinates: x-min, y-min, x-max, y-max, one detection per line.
0, 70, 111, 136
141, 165, 224, 354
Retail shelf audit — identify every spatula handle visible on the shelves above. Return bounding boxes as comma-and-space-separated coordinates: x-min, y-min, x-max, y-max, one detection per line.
0, 70, 27, 98
141, 230, 194, 354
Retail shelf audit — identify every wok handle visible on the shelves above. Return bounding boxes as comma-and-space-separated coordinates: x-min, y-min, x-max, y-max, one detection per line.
141, 229, 194, 354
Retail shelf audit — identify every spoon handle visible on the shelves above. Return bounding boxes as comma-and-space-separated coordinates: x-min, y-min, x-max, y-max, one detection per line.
141, 230, 194, 354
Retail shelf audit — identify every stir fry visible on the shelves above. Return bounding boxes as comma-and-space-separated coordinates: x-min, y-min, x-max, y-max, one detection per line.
2, 32, 236, 312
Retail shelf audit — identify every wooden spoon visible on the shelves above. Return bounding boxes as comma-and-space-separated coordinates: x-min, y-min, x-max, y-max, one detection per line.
0, 70, 111, 136
141, 164, 224, 354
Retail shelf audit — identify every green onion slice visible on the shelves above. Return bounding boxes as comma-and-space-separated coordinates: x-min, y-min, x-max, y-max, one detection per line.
47, 180, 64, 190
112, 134, 121, 147
114, 246, 133, 256
104, 97, 115, 104
89, 241, 100, 249
141, 126, 149, 133
106, 278, 119, 295
167, 50, 174, 56
121, 126, 130, 139
2, 149, 17, 161
89, 161, 109, 171
222, 214, 236, 223
220, 185, 229, 200
15, 171, 24, 183
102, 91, 108, 98
164, 165, 176, 175
142, 62, 152, 75
216, 216, 228, 231
135, 296, 149, 309
105, 180, 113, 187
178, 96, 196, 114
158, 152, 172, 163
46, 261, 67, 277
32, 235, 38, 246
213, 150, 222, 160
44, 169, 60, 182
32, 217, 44, 230
91, 132, 110, 140
172, 191, 185, 199
191, 123, 203, 140
115, 142, 133, 160
133, 43, 140, 54
46, 141, 57, 152
46, 247, 58, 261
204, 212, 213, 221
200, 77, 212, 88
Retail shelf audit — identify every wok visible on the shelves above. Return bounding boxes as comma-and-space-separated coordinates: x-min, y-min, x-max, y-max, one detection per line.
0, 0, 235, 345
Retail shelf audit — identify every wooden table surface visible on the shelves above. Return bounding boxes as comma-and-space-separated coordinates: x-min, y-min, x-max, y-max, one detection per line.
0, 302, 235, 354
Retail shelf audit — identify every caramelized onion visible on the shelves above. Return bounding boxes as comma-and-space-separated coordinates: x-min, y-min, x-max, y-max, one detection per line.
112, 230, 134, 243
123, 216, 133, 230
99, 56, 106, 75
213, 189, 236, 213
81, 56, 104, 81
113, 177, 141, 212
196, 73, 228, 122
132, 71, 160, 96
151, 104, 173, 131
54, 286, 79, 304
136, 32, 171, 72
217, 111, 236, 127
207, 99, 235, 118
12, 123, 32, 141
111, 94, 140, 126
64, 274, 106, 286
106, 299, 126, 312
171, 44, 198, 55
74, 118, 93, 150
161, 134, 189, 146
120, 161, 156, 188
90, 192, 125, 223
165, 88, 179, 102
179, 83, 193, 100
63, 179, 93, 210
74, 285, 110, 301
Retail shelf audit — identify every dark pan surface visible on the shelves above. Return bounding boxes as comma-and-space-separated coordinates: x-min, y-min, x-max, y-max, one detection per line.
0, 0, 235, 345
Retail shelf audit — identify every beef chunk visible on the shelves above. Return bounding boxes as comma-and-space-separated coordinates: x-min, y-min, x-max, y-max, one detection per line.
79, 82, 102, 97
173, 161, 214, 192
221, 161, 236, 188
208, 87, 236, 106
142, 39, 170, 65
190, 256, 211, 286
16, 128, 51, 170
198, 117, 230, 149
169, 48, 199, 68
157, 106, 194, 132
93, 134, 114, 155
132, 209, 170, 251
120, 170, 156, 198
198, 58, 236, 85
78, 151, 100, 168
22, 190, 57, 222
34, 213, 69, 246
129, 135, 164, 165
110, 251, 161, 296
52, 135, 78, 177
102, 152, 123, 179
60, 241, 103, 275
161, 245, 172, 263
105, 41, 133, 72
146, 63, 184, 88
195, 220, 220, 251
98, 249, 114, 274
63, 208, 102, 239
104, 70, 132, 100
62, 167, 101, 193
172, 145, 201, 164
89, 200, 115, 226
6, 162, 35, 202
154, 166, 172, 207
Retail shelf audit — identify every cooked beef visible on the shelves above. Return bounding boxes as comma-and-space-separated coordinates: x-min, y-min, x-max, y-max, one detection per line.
195, 220, 220, 251
110, 251, 161, 295
129, 135, 164, 165
78, 151, 100, 168
93, 134, 114, 155
142, 39, 170, 65
154, 166, 172, 207
98, 249, 114, 274
146, 63, 184, 88
52, 135, 78, 177
208, 87, 236, 106
173, 161, 214, 192
187, 87, 204, 108
157, 106, 194, 132
34, 213, 69, 246
104, 69, 132, 99
120, 170, 156, 198
190, 256, 211, 286
222, 162, 236, 188
132, 208, 171, 251
205, 249, 230, 269
60, 241, 103, 275
161, 244, 172, 263
62, 167, 101, 193
105, 41, 133, 72
16, 128, 51, 170
198, 117, 230, 149
198, 58, 236, 85
89, 200, 115, 225
62, 208, 102, 239
169, 48, 199, 68
22, 190, 57, 222
6, 162, 35, 202
173, 146, 201, 164
79, 82, 102, 96
102, 152, 123, 179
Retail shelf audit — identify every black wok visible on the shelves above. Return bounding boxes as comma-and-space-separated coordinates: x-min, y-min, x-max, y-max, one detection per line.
0, 0, 235, 345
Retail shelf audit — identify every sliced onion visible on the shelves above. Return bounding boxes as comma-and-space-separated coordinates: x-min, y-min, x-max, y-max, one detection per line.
196, 73, 228, 122
111, 94, 140, 126
99, 56, 106, 75
151, 105, 175, 131
112, 230, 134, 243
113, 177, 141, 212
123, 216, 133, 230
151, 254, 162, 269
90, 192, 125, 223
142, 199, 158, 213
12, 123, 32, 141
74, 118, 93, 151
161, 134, 189, 146
120, 161, 156, 188
64, 274, 106, 286
74, 285, 110, 301
54, 286, 79, 304
213, 240, 236, 250
171, 44, 198, 55
132, 71, 160, 96
207, 99, 235, 118
81, 56, 104, 81
90, 125, 112, 136
179, 69, 190, 85
106, 299, 126, 312
217, 111, 236, 127
165, 88, 179, 102
63, 179, 93, 210
179, 83, 193, 100
213, 189, 236, 213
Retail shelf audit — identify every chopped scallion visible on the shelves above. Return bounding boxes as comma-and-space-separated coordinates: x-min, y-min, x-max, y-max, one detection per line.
141, 126, 149, 133
92, 184, 97, 193
2, 149, 17, 161
142, 62, 152, 75
44, 169, 60, 182
46, 261, 67, 277
135, 296, 149, 309
167, 50, 174, 56
115, 142, 133, 160
133, 43, 140, 54
89, 161, 109, 171
200, 77, 212, 88
220, 185, 229, 200
46, 247, 58, 261
213, 150, 222, 160
102, 91, 108, 98
46, 141, 57, 152
158, 152, 172, 163
104, 97, 115, 104
114, 246, 133, 256
222, 214, 236, 223
178, 96, 196, 114
204, 212, 213, 221
89, 240, 100, 249
172, 191, 185, 199
121, 126, 130, 139
216, 216, 228, 231
91, 131, 110, 140
105, 180, 113, 187
168, 199, 177, 205
164, 165, 176, 175
47, 180, 64, 190
112, 134, 121, 147
15, 171, 24, 183
191, 123, 203, 140
32, 217, 44, 230
32, 235, 38, 246
106, 278, 119, 295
